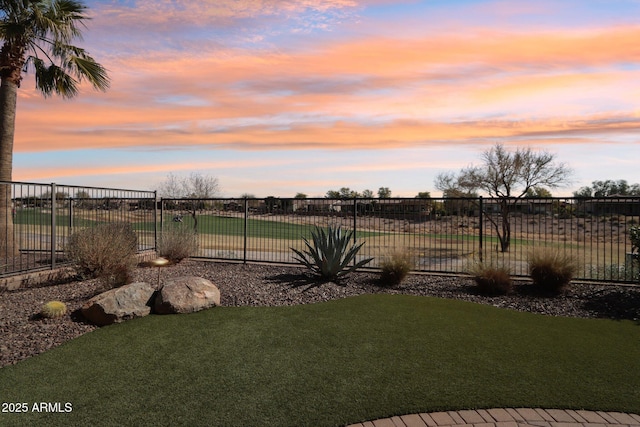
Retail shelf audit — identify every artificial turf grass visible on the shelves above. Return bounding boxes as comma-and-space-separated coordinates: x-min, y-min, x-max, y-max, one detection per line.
1, 294, 638, 427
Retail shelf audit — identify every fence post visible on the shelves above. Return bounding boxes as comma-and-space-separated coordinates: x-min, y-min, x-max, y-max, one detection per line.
158, 197, 163, 252
50, 183, 56, 269
478, 196, 483, 263
352, 197, 357, 266
69, 197, 74, 231
243, 198, 248, 264
153, 191, 158, 252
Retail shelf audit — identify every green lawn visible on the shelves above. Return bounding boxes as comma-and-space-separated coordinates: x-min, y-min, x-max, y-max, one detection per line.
160, 214, 383, 240
13, 209, 96, 228
1, 295, 638, 427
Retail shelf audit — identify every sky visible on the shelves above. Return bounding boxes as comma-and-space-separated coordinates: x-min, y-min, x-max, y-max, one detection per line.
12, 0, 640, 198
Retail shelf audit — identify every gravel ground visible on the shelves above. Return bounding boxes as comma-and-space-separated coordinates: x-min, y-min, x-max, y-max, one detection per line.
1, 260, 639, 368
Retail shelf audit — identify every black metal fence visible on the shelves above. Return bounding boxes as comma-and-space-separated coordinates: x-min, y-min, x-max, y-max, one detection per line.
0, 181, 156, 276
160, 196, 640, 283
1, 181, 638, 284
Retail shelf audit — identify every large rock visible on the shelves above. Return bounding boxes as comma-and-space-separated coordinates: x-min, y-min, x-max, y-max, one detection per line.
82, 282, 155, 326
154, 276, 220, 314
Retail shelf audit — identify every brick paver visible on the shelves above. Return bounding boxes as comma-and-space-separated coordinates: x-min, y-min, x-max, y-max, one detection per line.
401, 413, 429, 427
346, 409, 640, 427
458, 410, 486, 424
488, 408, 516, 422
430, 412, 457, 425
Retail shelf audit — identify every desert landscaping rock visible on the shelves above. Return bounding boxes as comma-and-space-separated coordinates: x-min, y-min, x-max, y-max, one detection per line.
1, 260, 639, 367
81, 281, 156, 326
154, 276, 221, 314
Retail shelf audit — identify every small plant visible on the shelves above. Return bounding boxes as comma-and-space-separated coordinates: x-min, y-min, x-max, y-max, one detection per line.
65, 222, 138, 288
379, 249, 414, 287
41, 301, 67, 319
468, 261, 513, 295
528, 248, 577, 293
157, 224, 198, 263
291, 225, 373, 281
630, 226, 640, 255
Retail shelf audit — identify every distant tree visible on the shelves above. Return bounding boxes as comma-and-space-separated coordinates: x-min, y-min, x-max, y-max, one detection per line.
525, 187, 552, 198
40, 190, 69, 205
294, 193, 307, 199
326, 187, 360, 199
158, 172, 220, 230
240, 193, 256, 199
361, 189, 374, 198
75, 190, 91, 199
265, 196, 280, 213
378, 187, 392, 198
435, 143, 572, 252
74, 190, 93, 209
573, 179, 640, 197
415, 191, 432, 199
159, 172, 220, 199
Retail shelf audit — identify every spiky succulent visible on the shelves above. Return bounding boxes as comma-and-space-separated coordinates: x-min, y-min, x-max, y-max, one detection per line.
291, 225, 373, 281
41, 301, 67, 319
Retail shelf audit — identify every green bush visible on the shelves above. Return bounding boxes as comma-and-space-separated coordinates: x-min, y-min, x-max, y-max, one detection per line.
65, 222, 137, 288
379, 250, 414, 287
468, 261, 513, 295
291, 225, 373, 281
528, 248, 577, 293
157, 224, 198, 263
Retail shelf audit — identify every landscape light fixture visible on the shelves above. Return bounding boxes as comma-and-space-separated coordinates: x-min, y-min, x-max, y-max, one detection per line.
150, 257, 170, 287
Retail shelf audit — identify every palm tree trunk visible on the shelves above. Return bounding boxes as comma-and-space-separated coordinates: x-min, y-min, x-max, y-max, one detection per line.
0, 78, 18, 258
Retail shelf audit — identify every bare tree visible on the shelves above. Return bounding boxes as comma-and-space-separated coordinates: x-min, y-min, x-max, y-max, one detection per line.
159, 172, 220, 199
158, 173, 220, 230
435, 143, 572, 252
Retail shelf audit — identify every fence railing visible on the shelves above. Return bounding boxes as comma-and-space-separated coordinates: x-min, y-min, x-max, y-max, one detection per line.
0, 181, 156, 277
1, 181, 638, 284
160, 196, 640, 283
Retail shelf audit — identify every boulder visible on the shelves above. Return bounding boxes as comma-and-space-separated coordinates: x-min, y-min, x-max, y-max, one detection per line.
82, 282, 155, 326
154, 276, 220, 314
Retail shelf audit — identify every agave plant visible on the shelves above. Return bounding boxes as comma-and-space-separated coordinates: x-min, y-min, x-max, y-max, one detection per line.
291, 225, 373, 281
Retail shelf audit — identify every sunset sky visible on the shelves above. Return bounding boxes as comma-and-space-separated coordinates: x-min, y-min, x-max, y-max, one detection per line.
13, 0, 640, 197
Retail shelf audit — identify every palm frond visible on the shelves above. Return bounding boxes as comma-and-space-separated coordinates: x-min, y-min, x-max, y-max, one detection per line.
32, 56, 79, 98
0, 0, 109, 97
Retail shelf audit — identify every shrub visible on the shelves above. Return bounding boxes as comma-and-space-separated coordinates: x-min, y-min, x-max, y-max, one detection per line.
157, 224, 198, 263
528, 248, 577, 294
630, 226, 640, 255
65, 222, 137, 288
40, 301, 67, 319
629, 226, 640, 282
291, 225, 373, 281
379, 249, 414, 287
468, 261, 513, 295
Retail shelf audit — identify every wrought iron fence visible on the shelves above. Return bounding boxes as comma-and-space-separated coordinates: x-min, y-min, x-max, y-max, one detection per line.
0, 181, 156, 277
2, 183, 638, 284
160, 196, 640, 283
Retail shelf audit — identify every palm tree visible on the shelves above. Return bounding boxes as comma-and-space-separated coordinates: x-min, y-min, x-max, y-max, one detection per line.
0, 0, 109, 257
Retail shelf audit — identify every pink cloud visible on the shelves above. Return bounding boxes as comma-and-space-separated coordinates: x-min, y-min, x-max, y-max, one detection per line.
14, 22, 640, 155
